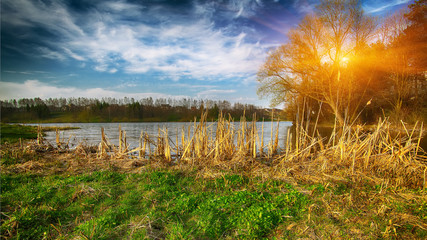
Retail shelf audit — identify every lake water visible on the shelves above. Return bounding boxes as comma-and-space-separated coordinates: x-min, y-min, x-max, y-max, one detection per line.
29, 121, 294, 150
26, 121, 426, 153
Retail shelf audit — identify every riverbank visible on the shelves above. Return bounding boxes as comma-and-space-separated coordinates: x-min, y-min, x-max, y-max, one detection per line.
0, 123, 80, 145
0, 123, 38, 144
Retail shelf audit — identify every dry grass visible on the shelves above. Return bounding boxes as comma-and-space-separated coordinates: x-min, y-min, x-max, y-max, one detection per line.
86, 111, 426, 189
5, 111, 426, 190
278, 118, 426, 188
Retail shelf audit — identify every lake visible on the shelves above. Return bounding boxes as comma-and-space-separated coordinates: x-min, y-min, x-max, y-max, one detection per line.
29, 121, 294, 150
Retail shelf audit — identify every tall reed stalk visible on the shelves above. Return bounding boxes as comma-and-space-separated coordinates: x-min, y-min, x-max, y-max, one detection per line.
94, 110, 425, 188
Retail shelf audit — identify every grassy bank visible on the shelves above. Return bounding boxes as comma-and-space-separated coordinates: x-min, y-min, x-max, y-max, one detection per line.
1, 170, 310, 239
0, 123, 79, 145
1, 164, 426, 239
0, 123, 38, 144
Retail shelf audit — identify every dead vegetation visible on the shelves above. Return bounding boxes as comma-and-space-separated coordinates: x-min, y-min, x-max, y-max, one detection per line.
89, 111, 425, 189
2, 111, 426, 189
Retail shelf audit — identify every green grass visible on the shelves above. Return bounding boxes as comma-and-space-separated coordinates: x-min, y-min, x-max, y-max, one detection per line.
1, 170, 309, 239
2, 169, 426, 239
0, 123, 37, 144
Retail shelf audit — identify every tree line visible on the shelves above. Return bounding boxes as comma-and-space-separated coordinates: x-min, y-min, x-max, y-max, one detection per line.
257, 0, 426, 125
0, 97, 274, 123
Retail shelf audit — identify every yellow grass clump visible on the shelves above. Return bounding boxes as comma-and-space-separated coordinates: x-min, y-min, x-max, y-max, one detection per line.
37, 110, 426, 188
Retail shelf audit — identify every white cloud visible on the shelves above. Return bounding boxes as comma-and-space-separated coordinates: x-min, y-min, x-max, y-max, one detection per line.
36, 47, 66, 61
76, 18, 267, 78
363, 0, 411, 14
293, 0, 316, 14
0, 80, 189, 100
115, 80, 138, 89
2, 0, 84, 37
2, 70, 49, 75
241, 75, 258, 86
227, 0, 264, 18
3, 0, 269, 80
63, 48, 85, 61
169, 83, 218, 90
103, 0, 145, 14
197, 89, 236, 99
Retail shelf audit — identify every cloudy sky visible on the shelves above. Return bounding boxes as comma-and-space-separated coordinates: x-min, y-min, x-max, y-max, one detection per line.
0, 0, 413, 107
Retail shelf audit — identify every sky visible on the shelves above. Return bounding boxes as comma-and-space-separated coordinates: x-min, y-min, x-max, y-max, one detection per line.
0, 0, 414, 107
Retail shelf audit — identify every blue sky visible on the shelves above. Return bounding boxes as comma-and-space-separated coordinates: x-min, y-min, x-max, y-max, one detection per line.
0, 0, 413, 107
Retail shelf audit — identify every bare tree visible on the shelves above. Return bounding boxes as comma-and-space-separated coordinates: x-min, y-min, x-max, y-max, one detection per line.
258, 0, 376, 125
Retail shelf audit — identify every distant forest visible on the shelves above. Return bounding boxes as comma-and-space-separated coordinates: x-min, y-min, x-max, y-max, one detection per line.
0, 97, 275, 123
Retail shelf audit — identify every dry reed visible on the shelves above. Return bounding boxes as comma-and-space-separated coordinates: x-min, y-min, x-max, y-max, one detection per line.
35, 110, 426, 189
